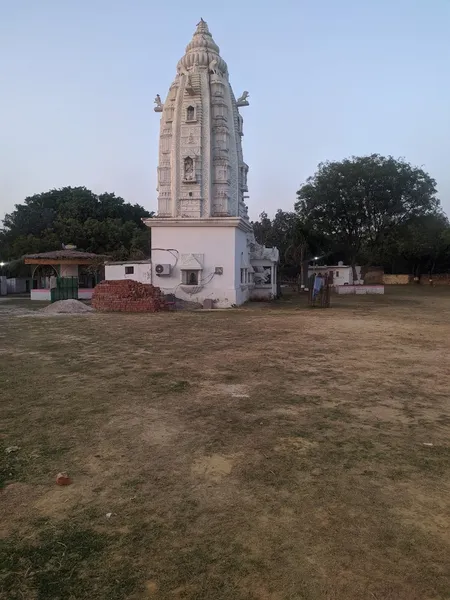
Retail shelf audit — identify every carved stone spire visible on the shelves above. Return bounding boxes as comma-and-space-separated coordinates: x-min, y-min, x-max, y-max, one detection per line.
155, 21, 249, 220
177, 19, 227, 76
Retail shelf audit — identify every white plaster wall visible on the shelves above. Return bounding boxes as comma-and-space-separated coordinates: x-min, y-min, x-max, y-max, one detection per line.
250, 288, 273, 300
336, 285, 384, 295
78, 289, 94, 299
31, 289, 51, 300
308, 266, 361, 286
105, 263, 152, 284
355, 285, 384, 295
309, 266, 350, 285
30, 288, 93, 300
235, 228, 251, 305
334, 268, 352, 286
151, 226, 239, 307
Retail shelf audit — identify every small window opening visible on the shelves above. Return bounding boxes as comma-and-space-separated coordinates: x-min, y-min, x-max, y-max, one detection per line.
189, 192, 193, 197
186, 105, 195, 121
182, 270, 199, 285
336, 271, 339, 277
125, 266, 134, 275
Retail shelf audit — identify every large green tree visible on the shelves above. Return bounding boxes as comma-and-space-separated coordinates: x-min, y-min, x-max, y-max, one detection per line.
0, 187, 153, 262
295, 155, 440, 278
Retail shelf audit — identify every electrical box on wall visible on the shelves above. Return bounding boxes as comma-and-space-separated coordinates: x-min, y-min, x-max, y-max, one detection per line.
214, 267, 223, 275
155, 264, 172, 276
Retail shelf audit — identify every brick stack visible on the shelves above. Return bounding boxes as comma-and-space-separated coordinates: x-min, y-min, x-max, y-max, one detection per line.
91, 280, 168, 312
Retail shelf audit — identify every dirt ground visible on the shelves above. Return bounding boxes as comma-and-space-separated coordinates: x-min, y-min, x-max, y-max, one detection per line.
1, 287, 449, 600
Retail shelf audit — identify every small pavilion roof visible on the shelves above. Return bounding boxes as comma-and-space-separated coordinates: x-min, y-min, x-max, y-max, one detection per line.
23, 250, 105, 264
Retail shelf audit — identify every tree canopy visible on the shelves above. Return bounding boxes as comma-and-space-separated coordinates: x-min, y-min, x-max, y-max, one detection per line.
0, 187, 153, 263
382, 213, 450, 276
253, 155, 449, 280
2, 156, 449, 282
295, 155, 440, 275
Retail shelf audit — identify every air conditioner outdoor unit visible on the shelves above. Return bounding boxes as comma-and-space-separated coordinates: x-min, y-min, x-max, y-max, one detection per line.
155, 263, 171, 276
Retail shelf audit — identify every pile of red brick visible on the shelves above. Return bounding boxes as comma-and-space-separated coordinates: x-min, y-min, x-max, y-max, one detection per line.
91, 280, 168, 312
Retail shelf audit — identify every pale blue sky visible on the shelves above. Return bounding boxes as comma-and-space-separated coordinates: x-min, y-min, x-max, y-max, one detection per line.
1, 0, 449, 221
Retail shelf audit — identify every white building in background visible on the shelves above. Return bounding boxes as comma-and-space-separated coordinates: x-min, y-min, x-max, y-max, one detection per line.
308, 261, 362, 286
143, 20, 278, 308
105, 261, 152, 284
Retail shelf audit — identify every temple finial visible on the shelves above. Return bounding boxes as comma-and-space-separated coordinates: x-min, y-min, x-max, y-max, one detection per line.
195, 18, 210, 35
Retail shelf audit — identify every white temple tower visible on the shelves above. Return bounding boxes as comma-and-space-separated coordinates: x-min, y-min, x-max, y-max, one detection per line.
145, 20, 278, 307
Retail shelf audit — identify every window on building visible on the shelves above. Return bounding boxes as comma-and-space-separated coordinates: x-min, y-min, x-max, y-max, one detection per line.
336, 271, 339, 277
125, 266, 134, 275
186, 105, 195, 121
182, 270, 199, 285
240, 268, 249, 285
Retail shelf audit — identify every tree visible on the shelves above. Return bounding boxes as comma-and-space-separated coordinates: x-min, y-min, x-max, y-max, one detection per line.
386, 213, 450, 277
252, 210, 328, 285
295, 155, 440, 279
252, 211, 273, 247
0, 186, 153, 263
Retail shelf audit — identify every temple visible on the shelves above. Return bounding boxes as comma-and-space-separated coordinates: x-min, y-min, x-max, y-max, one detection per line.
144, 20, 278, 307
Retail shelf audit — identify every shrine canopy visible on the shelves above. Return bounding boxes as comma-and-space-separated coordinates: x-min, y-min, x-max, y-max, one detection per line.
23, 249, 104, 300
24, 249, 101, 266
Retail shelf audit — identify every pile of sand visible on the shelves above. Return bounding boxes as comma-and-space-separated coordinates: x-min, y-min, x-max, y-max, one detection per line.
41, 299, 94, 315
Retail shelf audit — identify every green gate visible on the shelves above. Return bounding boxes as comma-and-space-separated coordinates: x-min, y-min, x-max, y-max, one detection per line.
50, 277, 79, 302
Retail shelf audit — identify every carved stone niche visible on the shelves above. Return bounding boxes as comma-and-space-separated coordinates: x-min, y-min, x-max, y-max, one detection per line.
182, 156, 196, 183
185, 104, 196, 122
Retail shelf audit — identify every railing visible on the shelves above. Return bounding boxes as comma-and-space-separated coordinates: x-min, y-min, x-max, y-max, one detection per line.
50, 277, 79, 302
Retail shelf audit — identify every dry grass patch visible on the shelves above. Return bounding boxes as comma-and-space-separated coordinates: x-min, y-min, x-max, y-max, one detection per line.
0, 288, 449, 599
